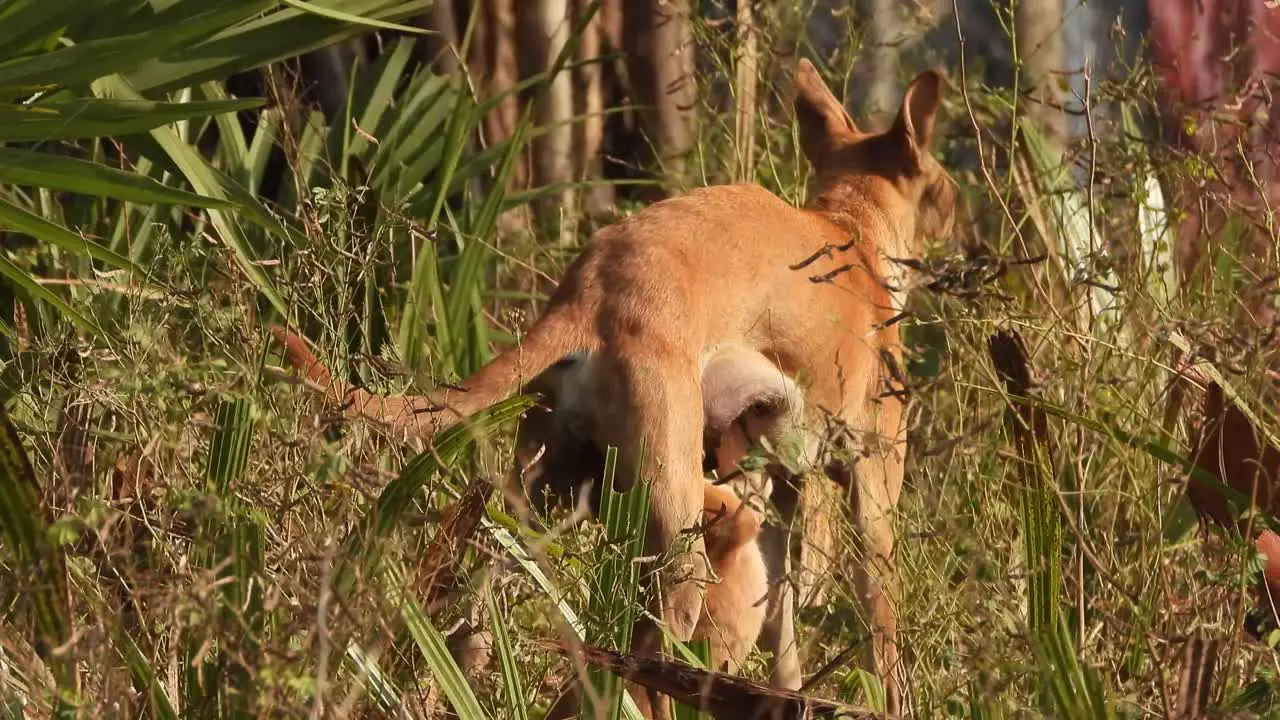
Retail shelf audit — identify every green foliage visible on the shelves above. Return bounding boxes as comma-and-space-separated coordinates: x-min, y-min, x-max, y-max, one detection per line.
584, 446, 652, 720
0, 405, 75, 711
1, 2, 1276, 718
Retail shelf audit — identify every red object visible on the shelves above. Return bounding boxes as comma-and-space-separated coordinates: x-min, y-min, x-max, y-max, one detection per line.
1146, 0, 1280, 325
1253, 530, 1280, 631
1149, 1, 1280, 629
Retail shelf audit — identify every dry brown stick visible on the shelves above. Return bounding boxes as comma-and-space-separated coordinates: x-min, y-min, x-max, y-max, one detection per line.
538, 639, 881, 720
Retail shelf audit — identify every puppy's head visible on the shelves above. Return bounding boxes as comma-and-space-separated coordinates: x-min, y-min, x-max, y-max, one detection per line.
701, 480, 763, 565
792, 59, 957, 256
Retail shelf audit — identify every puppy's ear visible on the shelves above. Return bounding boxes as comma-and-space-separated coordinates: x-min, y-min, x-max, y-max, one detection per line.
792, 58, 856, 167
890, 68, 945, 170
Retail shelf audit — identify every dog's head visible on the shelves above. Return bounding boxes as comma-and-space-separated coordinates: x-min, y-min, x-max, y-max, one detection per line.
792, 59, 957, 257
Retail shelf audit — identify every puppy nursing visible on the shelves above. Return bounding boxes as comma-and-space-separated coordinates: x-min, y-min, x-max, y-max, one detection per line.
511, 347, 809, 678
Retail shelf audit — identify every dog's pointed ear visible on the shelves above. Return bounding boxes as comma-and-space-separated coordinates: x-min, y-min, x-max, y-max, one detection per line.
891, 68, 945, 169
792, 58, 856, 166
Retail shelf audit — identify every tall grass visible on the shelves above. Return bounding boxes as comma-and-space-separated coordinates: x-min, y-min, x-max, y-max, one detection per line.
3, 2, 1280, 718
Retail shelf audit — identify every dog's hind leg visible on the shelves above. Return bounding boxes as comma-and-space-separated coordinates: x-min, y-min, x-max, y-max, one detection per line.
589, 346, 709, 720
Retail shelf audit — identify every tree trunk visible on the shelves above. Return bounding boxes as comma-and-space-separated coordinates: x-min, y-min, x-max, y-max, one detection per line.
1015, 0, 1066, 158
470, 0, 528, 192
852, 0, 905, 126
521, 0, 577, 243
622, 0, 696, 196
574, 0, 611, 216
732, 0, 758, 183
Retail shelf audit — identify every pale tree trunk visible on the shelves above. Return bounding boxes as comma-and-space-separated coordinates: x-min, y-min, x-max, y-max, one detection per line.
1015, 0, 1066, 158
523, 0, 577, 244
732, 0, 758, 183
574, 0, 611, 216
853, 0, 905, 126
622, 0, 696, 196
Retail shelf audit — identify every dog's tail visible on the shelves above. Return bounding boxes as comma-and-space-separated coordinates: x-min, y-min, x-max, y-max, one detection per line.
269, 325, 348, 400
268, 305, 591, 438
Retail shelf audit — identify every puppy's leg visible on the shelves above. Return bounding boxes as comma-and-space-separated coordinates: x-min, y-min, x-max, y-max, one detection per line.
590, 347, 708, 720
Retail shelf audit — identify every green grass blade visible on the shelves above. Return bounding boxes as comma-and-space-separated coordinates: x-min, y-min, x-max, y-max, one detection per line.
279, 0, 428, 35
92, 75, 292, 319
0, 1, 270, 97
346, 37, 416, 160
242, 108, 281, 197
989, 331, 1063, 633
400, 598, 492, 720
0, 196, 149, 276
206, 396, 256, 493
124, 0, 432, 93
0, 97, 265, 142
1033, 611, 1116, 720
671, 639, 713, 720
396, 209, 451, 375
0, 147, 234, 209
202, 395, 264, 715
483, 522, 647, 720
484, 585, 527, 720
0, 252, 97, 333
345, 642, 408, 715
585, 445, 651, 720
0, 0, 79, 52
330, 394, 536, 598
441, 103, 534, 375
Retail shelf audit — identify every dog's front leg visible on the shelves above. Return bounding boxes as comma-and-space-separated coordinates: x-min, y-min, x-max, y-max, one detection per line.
758, 521, 802, 690
847, 396, 907, 717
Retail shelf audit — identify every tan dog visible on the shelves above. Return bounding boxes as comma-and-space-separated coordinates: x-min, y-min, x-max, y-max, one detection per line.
268, 57, 956, 715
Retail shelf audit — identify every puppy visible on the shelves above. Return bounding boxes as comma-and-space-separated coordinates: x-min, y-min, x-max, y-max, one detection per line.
695, 477, 769, 674
511, 346, 810, 684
